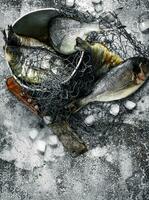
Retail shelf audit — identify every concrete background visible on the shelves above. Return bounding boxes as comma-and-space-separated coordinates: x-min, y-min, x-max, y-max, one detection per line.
0, 0, 149, 199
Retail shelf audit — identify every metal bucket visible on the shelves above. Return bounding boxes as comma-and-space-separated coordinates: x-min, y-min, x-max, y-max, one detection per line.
12, 8, 85, 85
13, 8, 60, 42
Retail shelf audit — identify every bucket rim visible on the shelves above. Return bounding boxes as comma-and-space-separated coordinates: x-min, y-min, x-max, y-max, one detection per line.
10, 8, 84, 90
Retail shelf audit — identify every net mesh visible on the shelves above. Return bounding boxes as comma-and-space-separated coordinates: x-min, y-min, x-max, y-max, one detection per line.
23, 50, 94, 122
8, 9, 149, 122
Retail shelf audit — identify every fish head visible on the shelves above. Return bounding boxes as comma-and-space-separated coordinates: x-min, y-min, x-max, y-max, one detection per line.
132, 57, 149, 83
139, 58, 149, 77
75, 37, 91, 52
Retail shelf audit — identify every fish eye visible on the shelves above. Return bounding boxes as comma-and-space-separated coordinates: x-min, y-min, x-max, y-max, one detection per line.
133, 64, 141, 74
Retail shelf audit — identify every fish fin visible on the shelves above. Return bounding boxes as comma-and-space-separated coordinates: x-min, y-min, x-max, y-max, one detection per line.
6, 76, 40, 116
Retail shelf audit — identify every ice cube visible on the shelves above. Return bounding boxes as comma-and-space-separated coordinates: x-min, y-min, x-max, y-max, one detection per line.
66, 0, 75, 7
124, 101, 136, 110
43, 116, 52, 125
53, 144, 65, 158
29, 128, 38, 140
92, 0, 101, 3
36, 140, 46, 153
94, 4, 103, 13
48, 135, 58, 148
84, 115, 96, 126
110, 104, 120, 116
44, 145, 55, 162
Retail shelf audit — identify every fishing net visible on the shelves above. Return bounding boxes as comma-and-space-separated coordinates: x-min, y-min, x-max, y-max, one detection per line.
87, 11, 149, 59
19, 49, 94, 122
7, 8, 149, 122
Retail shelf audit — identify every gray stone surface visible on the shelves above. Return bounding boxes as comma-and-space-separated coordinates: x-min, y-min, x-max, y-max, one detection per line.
0, 0, 149, 200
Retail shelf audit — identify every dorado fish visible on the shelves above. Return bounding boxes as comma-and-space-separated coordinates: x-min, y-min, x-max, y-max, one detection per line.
3, 26, 66, 85
49, 17, 101, 55
6, 25, 52, 50
73, 57, 149, 108
75, 37, 123, 77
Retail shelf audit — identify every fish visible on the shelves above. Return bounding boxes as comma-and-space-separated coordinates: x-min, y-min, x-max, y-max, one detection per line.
49, 17, 101, 55
3, 26, 66, 86
5, 25, 53, 50
73, 57, 149, 108
75, 37, 123, 77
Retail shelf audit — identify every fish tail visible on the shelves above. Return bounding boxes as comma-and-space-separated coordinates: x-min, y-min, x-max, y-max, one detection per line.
3, 25, 21, 47
70, 97, 91, 113
66, 100, 83, 113
79, 97, 91, 108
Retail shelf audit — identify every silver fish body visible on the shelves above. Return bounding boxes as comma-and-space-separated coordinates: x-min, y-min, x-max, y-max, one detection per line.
78, 57, 149, 106
49, 17, 100, 55
5, 45, 66, 85
3, 26, 68, 86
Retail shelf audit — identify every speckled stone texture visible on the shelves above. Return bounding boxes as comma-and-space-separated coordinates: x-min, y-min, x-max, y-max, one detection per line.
0, 0, 149, 200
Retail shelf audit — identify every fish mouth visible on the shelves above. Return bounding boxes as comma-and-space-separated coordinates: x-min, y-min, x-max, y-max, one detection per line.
76, 37, 84, 46
75, 37, 84, 51
132, 57, 149, 77
75, 37, 89, 51
140, 63, 149, 77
